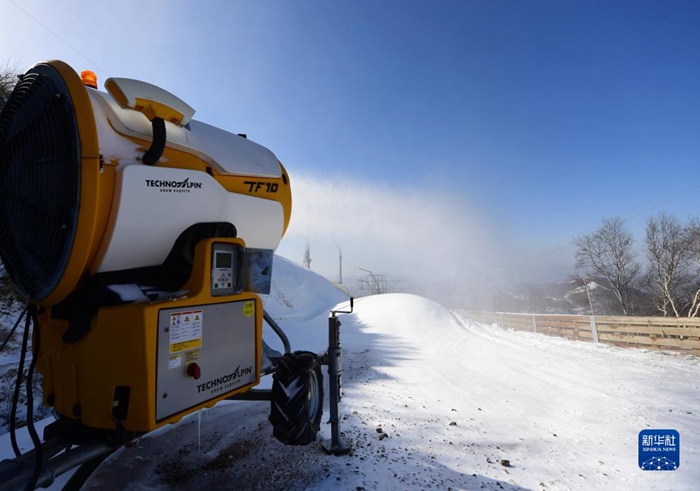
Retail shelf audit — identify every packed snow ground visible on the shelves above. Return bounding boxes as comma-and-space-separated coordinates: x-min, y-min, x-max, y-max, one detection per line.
1, 257, 698, 490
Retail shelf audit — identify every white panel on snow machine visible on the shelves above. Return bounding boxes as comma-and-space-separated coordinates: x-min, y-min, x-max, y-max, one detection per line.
93, 164, 284, 273
188, 120, 282, 178
155, 300, 257, 422
89, 90, 282, 178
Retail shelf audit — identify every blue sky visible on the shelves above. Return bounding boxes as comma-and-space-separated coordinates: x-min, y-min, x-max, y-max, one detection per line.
2, 1, 700, 285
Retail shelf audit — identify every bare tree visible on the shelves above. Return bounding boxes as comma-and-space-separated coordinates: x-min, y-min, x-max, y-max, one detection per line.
0, 62, 19, 111
642, 212, 694, 317
683, 217, 700, 317
573, 217, 640, 315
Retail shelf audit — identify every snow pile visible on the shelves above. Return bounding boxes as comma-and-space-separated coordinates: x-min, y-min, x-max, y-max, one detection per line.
263, 255, 348, 321
352, 293, 464, 334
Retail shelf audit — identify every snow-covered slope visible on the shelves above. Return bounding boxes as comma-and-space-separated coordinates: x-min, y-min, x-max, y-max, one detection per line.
263, 255, 349, 321
2, 259, 698, 491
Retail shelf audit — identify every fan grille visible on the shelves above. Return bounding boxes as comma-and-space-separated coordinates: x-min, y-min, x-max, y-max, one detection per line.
0, 65, 81, 300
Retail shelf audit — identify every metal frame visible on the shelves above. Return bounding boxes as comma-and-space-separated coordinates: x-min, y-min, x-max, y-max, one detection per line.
0, 421, 116, 491
322, 298, 353, 455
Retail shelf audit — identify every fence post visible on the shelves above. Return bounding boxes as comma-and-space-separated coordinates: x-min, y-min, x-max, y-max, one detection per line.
499, 312, 504, 329
532, 314, 537, 333
590, 315, 599, 344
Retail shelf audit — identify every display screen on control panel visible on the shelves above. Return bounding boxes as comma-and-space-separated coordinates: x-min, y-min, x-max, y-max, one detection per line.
216, 251, 232, 269
211, 245, 237, 296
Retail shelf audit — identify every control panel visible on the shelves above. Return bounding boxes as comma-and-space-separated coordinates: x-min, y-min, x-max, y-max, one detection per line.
211, 243, 239, 296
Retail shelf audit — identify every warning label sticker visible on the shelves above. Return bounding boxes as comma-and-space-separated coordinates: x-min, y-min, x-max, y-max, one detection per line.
243, 301, 254, 317
170, 310, 203, 353
168, 354, 182, 369
185, 350, 199, 363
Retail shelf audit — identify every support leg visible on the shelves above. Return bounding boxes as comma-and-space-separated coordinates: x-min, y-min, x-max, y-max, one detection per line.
322, 314, 351, 455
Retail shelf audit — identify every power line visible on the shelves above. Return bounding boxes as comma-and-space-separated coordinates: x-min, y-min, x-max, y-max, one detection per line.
7, 0, 111, 76
487, 181, 700, 273
619, 182, 700, 224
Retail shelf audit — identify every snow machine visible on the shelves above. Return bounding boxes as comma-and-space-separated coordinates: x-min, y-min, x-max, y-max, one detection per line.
0, 60, 350, 491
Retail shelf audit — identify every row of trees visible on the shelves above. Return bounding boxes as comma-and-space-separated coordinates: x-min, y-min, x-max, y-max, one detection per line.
574, 214, 700, 317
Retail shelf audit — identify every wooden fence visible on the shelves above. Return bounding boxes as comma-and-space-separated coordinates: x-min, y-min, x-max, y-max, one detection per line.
456, 311, 700, 357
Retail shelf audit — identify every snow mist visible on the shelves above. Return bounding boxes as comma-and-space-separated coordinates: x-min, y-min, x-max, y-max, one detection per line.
276, 173, 501, 309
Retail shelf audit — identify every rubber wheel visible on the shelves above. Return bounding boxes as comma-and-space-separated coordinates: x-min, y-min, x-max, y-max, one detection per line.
269, 351, 323, 445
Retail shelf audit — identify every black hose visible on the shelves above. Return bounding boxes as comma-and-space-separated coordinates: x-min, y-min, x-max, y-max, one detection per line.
0, 441, 114, 491
10, 304, 31, 457
142, 117, 166, 165
263, 310, 291, 355
25, 305, 43, 491
0, 304, 28, 352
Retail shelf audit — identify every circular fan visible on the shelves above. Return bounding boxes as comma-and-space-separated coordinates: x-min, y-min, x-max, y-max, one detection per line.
0, 64, 81, 300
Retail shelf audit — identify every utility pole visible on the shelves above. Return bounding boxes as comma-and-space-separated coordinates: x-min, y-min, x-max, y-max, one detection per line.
303, 240, 312, 270
583, 277, 595, 316
337, 246, 343, 284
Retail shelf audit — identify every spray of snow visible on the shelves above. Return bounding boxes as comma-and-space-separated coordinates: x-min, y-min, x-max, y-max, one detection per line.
276, 174, 508, 309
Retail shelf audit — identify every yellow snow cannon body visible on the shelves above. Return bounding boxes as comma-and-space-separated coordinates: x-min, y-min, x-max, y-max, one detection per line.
0, 60, 291, 434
